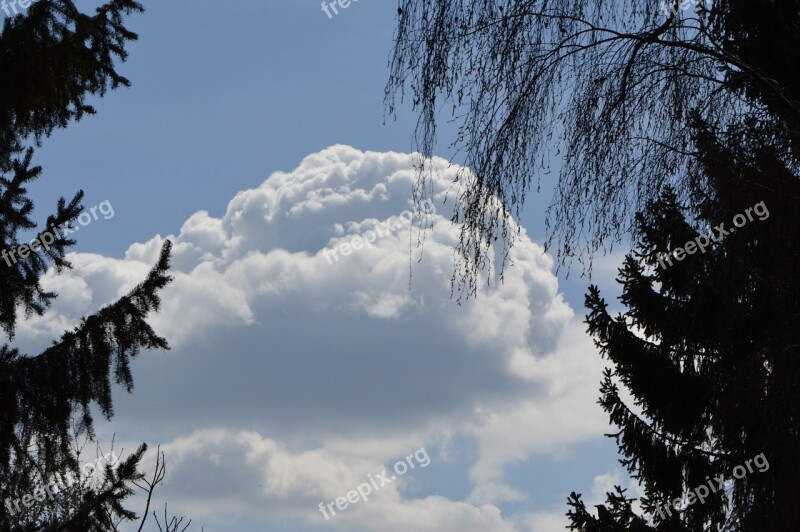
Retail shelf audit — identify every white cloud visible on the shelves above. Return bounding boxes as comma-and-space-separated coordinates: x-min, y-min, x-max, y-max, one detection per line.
17, 146, 616, 530
520, 511, 572, 531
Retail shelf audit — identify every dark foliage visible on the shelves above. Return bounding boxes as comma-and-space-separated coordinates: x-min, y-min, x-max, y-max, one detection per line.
386, 0, 800, 295
0, 0, 144, 173
387, 1, 800, 528
0, 2, 176, 529
567, 115, 800, 530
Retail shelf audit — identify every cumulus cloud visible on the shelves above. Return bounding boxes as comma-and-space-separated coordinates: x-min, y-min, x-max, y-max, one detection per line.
14, 146, 613, 530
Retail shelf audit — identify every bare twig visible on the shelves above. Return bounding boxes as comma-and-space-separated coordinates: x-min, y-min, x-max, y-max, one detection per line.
133, 446, 166, 532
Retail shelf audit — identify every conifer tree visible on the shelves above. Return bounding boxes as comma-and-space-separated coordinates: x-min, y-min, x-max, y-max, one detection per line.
566, 114, 800, 530
387, 3, 800, 526
0, 1, 176, 529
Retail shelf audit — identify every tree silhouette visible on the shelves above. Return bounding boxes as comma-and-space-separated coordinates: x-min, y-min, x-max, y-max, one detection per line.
0, 1, 178, 529
567, 113, 800, 530
386, 0, 800, 295
387, 1, 800, 528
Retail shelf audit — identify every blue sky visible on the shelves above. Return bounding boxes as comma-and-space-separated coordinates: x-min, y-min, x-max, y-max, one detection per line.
15, 1, 635, 530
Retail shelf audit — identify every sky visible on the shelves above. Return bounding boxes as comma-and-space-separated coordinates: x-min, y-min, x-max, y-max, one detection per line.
11, 1, 637, 530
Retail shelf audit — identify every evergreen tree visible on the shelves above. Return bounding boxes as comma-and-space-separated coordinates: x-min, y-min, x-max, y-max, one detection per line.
387, 3, 800, 526
566, 114, 800, 530
0, 1, 176, 529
